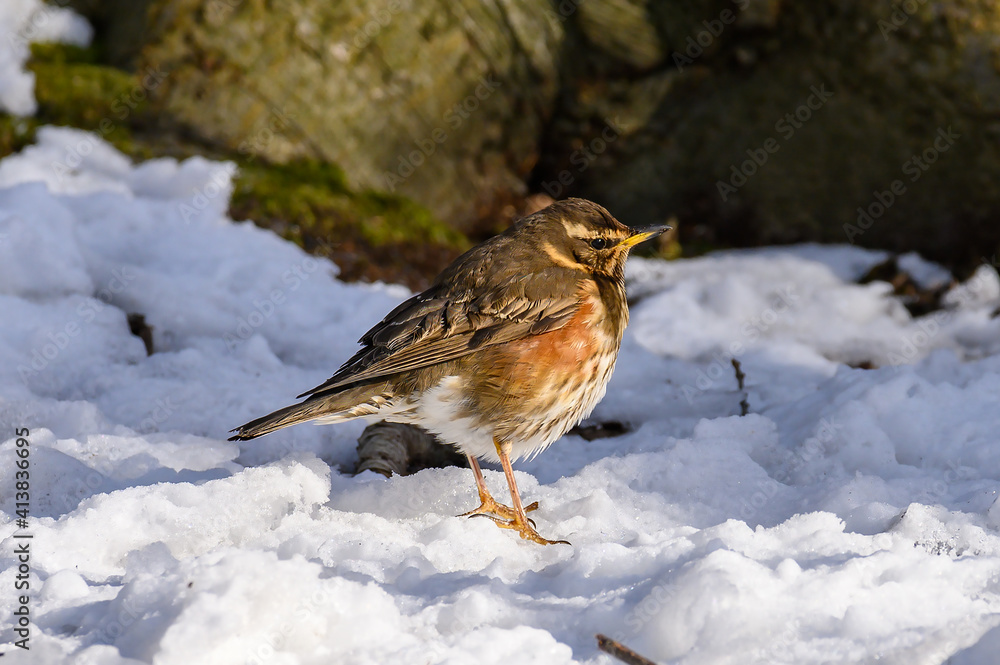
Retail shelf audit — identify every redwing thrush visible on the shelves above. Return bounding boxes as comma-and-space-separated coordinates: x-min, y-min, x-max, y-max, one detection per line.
230, 198, 669, 545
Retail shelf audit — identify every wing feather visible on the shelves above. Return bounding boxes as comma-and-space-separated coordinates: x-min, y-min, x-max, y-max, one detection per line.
297, 262, 583, 399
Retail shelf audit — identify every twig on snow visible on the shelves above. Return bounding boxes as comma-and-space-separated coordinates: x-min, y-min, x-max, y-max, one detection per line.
596, 634, 659, 665
731, 358, 749, 416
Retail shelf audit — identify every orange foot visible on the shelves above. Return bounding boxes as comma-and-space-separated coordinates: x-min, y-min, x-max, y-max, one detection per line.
459, 495, 539, 525
492, 512, 571, 546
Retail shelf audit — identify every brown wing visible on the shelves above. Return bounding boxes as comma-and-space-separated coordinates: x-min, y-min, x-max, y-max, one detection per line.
297, 247, 584, 399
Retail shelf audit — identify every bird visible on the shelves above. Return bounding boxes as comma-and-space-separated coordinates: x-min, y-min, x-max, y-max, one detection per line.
230, 198, 669, 545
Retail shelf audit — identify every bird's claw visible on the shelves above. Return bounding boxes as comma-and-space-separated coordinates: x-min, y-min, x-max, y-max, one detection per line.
493, 515, 570, 546
459, 498, 538, 522
467, 512, 537, 529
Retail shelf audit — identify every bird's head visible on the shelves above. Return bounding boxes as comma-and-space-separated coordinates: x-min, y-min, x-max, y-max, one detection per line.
523, 198, 670, 281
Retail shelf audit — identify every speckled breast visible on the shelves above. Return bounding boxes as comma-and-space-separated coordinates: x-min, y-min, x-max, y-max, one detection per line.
467, 279, 628, 458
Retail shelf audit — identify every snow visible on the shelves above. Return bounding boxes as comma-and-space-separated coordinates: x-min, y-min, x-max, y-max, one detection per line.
0, 0, 92, 116
2, 81, 1000, 665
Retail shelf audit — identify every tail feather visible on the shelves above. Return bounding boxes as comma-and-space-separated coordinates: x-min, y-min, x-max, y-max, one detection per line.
229, 384, 397, 441
229, 400, 334, 441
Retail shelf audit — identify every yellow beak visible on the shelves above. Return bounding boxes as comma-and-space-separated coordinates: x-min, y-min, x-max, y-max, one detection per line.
621, 223, 672, 248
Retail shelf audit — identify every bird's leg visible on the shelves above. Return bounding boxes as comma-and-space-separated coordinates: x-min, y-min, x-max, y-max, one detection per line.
493, 439, 570, 546
458, 455, 537, 523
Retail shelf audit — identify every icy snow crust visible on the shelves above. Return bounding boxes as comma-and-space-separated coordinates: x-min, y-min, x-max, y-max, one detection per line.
1, 127, 1000, 664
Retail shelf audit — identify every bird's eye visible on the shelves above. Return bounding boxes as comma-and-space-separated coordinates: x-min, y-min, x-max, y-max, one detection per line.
590, 237, 608, 250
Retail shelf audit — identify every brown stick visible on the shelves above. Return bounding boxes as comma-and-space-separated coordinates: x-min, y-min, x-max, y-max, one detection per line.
731, 357, 745, 390
731, 358, 750, 416
596, 634, 659, 665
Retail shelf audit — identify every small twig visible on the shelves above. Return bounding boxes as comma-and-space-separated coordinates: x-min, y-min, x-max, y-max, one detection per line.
731, 358, 749, 416
127, 313, 154, 355
731, 357, 745, 390
596, 634, 659, 665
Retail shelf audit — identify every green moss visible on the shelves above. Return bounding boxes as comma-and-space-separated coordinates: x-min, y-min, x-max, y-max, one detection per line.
26, 42, 147, 152
31, 60, 143, 131
232, 159, 466, 249
29, 42, 100, 65
230, 158, 468, 288
354, 191, 468, 247
0, 115, 39, 159
17, 43, 468, 289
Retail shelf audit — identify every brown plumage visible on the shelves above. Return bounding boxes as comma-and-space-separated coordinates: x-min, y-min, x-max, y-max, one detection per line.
230, 198, 669, 544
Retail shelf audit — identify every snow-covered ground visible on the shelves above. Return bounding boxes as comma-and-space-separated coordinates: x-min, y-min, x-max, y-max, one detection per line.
2, 19, 1000, 665
1, 127, 999, 665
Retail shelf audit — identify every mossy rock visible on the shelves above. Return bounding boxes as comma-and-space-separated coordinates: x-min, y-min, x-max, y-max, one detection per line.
12, 41, 468, 289
81, 0, 564, 234
231, 159, 468, 289
24, 42, 152, 155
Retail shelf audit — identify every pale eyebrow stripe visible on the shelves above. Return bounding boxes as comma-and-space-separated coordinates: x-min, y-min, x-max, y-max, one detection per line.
561, 218, 626, 242
561, 219, 593, 237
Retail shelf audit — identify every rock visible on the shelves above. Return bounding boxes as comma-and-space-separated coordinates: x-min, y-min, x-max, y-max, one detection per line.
60, 0, 1000, 269
537, 0, 1000, 268
100, 0, 564, 234
576, 0, 661, 69
18, 42, 469, 290
355, 421, 465, 476
63, 0, 154, 67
